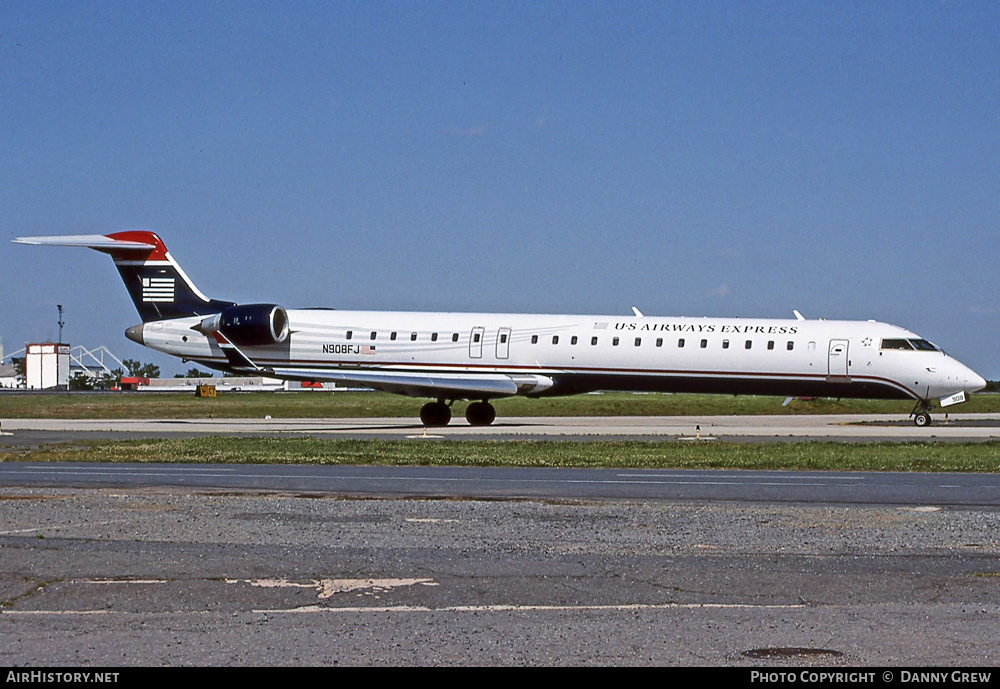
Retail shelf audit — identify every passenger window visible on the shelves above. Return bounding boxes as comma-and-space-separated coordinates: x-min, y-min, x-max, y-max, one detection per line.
410, 332, 417, 341
431, 333, 438, 342
634, 337, 641, 347
722, 340, 730, 349
570, 336, 578, 345
552, 336, 559, 345
500, 334, 508, 344
531, 335, 538, 344
745, 340, 752, 350
787, 341, 794, 351
346, 331, 353, 340
700, 339, 707, 349
678, 338, 685, 348
591, 336, 598, 346
370, 331, 377, 340
656, 338, 663, 347
767, 340, 774, 350
455, 333, 462, 343
390, 332, 397, 341
613, 337, 620, 346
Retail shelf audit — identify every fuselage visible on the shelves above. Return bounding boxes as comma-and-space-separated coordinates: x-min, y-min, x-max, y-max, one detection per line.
132, 309, 986, 403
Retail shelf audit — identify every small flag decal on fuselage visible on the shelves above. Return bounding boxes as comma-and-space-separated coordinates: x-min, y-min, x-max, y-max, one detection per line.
361, 345, 376, 354
142, 277, 175, 302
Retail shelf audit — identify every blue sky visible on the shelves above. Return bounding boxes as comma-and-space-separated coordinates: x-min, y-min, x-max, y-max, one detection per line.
2, 1, 998, 379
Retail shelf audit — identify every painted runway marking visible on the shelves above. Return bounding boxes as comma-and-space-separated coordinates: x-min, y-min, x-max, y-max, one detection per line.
1, 602, 807, 616
230, 578, 438, 599
259, 602, 809, 614
0, 520, 124, 535
77, 579, 171, 584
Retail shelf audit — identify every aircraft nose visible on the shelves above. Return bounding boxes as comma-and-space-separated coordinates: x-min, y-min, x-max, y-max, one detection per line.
967, 370, 988, 393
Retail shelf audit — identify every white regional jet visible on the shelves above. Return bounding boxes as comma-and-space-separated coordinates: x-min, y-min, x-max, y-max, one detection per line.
15, 231, 987, 427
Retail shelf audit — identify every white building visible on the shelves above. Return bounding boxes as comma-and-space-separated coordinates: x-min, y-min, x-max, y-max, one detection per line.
26, 343, 70, 390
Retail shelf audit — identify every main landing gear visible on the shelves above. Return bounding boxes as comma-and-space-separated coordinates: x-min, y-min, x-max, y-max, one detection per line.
464, 401, 497, 426
419, 399, 497, 427
911, 401, 933, 428
419, 400, 452, 427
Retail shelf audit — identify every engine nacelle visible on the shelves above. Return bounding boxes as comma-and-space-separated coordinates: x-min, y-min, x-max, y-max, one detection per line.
197, 303, 290, 346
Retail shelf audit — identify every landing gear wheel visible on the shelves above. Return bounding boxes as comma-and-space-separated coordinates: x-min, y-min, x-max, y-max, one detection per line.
465, 401, 497, 426
913, 412, 932, 428
419, 401, 452, 427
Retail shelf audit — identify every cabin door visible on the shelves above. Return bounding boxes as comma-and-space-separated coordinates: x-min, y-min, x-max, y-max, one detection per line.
496, 328, 511, 359
470, 327, 485, 359
828, 339, 850, 378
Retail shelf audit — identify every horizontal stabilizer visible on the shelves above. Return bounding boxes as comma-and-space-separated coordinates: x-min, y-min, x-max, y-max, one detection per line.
13, 234, 157, 251
268, 367, 520, 399
15, 231, 235, 321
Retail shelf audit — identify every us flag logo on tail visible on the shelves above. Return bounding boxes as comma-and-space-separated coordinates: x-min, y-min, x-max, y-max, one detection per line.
142, 277, 175, 302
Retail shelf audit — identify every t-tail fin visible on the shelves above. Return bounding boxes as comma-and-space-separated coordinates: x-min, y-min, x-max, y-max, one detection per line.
14, 231, 236, 322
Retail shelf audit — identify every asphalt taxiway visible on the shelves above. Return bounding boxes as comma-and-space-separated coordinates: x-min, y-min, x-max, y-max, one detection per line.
2, 412, 1000, 444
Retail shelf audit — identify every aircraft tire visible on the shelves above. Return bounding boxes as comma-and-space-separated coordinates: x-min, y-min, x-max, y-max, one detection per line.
465, 401, 496, 426
420, 402, 452, 427
913, 412, 932, 428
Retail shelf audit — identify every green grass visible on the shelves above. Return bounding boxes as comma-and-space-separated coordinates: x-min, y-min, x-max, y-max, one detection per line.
3, 391, 998, 472
1, 389, 998, 419
8, 437, 1000, 473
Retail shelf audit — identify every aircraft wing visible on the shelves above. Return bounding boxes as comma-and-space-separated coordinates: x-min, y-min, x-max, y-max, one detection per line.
267, 367, 521, 399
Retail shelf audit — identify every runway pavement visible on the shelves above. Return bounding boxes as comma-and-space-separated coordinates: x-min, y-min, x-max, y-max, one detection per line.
2, 412, 1000, 442
2, 413, 999, 666
2, 482, 998, 665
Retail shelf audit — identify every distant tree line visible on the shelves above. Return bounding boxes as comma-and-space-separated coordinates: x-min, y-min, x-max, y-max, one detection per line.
175, 367, 213, 378
67, 359, 161, 391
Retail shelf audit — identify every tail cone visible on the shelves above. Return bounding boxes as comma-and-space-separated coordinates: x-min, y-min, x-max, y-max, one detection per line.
124, 324, 145, 345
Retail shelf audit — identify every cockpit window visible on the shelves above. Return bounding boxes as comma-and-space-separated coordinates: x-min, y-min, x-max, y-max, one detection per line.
880, 339, 913, 350
881, 338, 941, 352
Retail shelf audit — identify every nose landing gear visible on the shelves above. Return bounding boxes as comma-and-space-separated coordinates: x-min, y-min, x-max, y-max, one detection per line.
910, 401, 933, 427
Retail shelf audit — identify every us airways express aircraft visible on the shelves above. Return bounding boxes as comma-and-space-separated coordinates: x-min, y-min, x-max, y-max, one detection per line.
15, 231, 987, 427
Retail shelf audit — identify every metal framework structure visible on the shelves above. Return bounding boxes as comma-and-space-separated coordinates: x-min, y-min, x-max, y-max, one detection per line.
69, 345, 127, 377
4, 344, 126, 377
